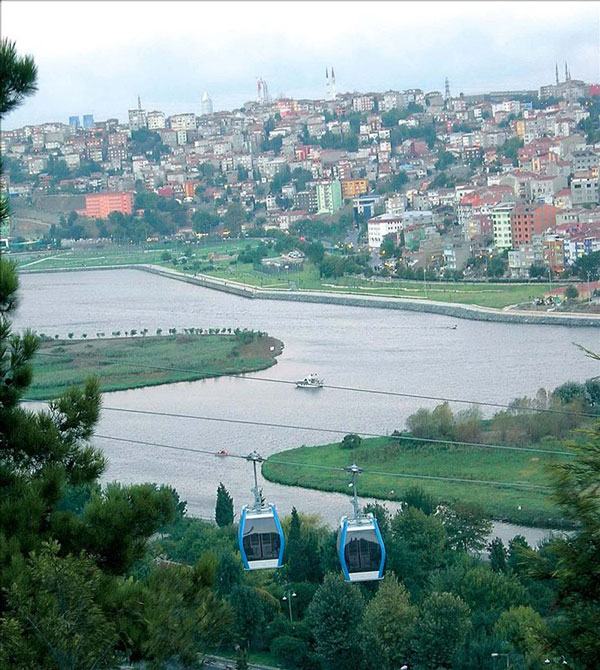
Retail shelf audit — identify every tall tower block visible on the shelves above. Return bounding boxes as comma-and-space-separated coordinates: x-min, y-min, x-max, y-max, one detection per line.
330, 67, 336, 101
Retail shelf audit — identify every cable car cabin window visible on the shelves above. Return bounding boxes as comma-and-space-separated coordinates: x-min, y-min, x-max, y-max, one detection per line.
344, 530, 382, 573
242, 516, 281, 561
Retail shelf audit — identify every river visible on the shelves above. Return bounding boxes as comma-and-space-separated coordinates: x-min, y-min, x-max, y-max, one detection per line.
15, 269, 599, 546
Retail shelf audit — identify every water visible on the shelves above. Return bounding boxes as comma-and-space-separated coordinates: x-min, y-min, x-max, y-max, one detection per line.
15, 269, 598, 546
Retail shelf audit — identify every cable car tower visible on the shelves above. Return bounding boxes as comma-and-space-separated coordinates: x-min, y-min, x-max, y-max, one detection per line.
238, 450, 285, 570
337, 463, 386, 582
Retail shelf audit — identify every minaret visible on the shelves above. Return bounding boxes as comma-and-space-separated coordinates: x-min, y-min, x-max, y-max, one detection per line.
325, 67, 330, 101
555, 63, 559, 86
138, 95, 142, 111
565, 61, 568, 82
330, 67, 336, 101
444, 77, 451, 103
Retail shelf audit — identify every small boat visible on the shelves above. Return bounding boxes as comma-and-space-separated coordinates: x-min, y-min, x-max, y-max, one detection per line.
296, 373, 324, 389
215, 449, 229, 457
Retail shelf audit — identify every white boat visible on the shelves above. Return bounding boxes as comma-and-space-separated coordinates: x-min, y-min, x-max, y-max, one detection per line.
296, 373, 324, 389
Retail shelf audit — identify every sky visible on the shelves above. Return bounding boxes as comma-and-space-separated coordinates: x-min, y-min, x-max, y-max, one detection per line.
2, 0, 599, 129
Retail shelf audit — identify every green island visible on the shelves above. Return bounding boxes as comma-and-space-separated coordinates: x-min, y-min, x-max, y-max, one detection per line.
28, 330, 283, 400
263, 379, 600, 528
262, 437, 570, 528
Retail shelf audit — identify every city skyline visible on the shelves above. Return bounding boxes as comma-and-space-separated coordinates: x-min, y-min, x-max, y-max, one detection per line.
2, 0, 599, 129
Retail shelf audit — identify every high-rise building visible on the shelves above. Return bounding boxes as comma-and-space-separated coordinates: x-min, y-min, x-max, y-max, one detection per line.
316, 180, 343, 214
128, 95, 147, 131
82, 114, 94, 129
201, 91, 213, 115
257, 77, 270, 104
69, 116, 80, 130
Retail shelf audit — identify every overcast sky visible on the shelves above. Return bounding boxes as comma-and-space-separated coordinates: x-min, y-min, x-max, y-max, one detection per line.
2, 0, 599, 129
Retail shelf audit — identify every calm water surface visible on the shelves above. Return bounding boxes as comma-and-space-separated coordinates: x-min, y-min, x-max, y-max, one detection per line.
15, 269, 599, 545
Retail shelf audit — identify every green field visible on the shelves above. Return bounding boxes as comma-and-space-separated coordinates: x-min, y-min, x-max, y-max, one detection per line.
28, 332, 283, 400
262, 436, 575, 528
11, 239, 251, 271
205, 262, 560, 309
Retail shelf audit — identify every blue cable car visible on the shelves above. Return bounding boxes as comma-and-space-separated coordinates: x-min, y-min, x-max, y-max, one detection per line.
239, 503, 284, 570
338, 514, 385, 582
337, 464, 386, 582
238, 451, 285, 571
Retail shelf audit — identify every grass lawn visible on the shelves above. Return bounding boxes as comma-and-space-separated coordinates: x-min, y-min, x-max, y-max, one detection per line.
202, 262, 564, 310
28, 332, 283, 400
12, 239, 251, 271
262, 437, 575, 528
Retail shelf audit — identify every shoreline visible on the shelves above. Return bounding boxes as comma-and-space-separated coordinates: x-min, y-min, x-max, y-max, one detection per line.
21, 263, 600, 328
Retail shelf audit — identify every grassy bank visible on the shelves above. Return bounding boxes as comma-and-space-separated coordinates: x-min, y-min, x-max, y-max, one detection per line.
262, 436, 574, 528
29, 332, 283, 400
176, 260, 566, 310
13, 241, 571, 310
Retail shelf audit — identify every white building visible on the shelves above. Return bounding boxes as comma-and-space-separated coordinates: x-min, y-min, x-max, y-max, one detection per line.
367, 210, 433, 248
490, 202, 516, 250
168, 113, 196, 131
201, 91, 213, 116
147, 111, 166, 130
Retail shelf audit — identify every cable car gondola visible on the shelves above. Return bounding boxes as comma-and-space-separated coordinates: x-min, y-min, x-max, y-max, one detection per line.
238, 451, 285, 571
337, 464, 386, 582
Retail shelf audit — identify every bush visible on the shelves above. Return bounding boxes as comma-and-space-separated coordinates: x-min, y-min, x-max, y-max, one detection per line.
565, 285, 579, 301
340, 433, 362, 450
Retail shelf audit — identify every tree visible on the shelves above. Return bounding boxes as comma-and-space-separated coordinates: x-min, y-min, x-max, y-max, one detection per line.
270, 635, 309, 669
215, 482, 234, 527
445, 564, 529, 631
0, 39, 38, 117
139, 559, 232, 667
493, 606, 549, 666
0, 541, 117, 670
400, 485, 438, 516
573, 250, 600, 281
340, 433, 362, 450
524, 424, 600, 666
307, 574, 365, 670
439, 503, 493, 553
388, 507, 448, 594
230, 585, 265, 649
0, 40, 38, 233
412, 592, 471, 669
360, 574, 417, 670
488, 538, 508, 574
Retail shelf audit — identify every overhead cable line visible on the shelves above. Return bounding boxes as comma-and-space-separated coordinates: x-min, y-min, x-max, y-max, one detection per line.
95, 405, 575, 456
94, 433, 551, 491
33, 350, 599, 420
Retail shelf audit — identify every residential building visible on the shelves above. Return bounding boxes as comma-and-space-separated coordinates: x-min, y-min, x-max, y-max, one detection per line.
352, 95, 375, 113
76, 191, 134, 218
316, 179, 342, 214
491, 201, 516, 249
147, 111, 166, 130
571, 171, 599, 205
168, 113, 196, 131
368, 213, 404, 248
510, 203, 558, 247
341, 179, 368, 199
